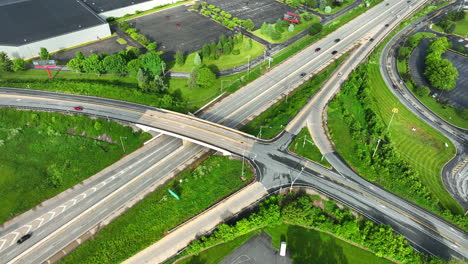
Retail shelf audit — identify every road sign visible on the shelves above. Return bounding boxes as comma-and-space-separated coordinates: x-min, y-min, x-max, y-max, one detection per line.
33, 60, 57, 79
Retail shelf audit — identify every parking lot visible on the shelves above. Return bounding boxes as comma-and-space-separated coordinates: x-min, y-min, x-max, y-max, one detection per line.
220, 233, 292, 264
206, 0, 296, 29
129, 5, 234, 60
441, 51, 468, 109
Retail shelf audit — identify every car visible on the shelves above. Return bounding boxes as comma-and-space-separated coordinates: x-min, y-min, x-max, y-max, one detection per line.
392, 84, 398, 90
300, 72, 307, 77
74, 106, 84, 111
331, 50, 338, 55
385, 24, 389, 27
334, 38, 340, 43
369, 38, 374, 42
17, 233, 32, 244
337, 72, 343, 77
385, 3, 389, 6
315, 47, 321, 52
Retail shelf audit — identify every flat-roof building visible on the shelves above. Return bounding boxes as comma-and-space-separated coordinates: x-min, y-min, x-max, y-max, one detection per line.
0, 0, 111, 58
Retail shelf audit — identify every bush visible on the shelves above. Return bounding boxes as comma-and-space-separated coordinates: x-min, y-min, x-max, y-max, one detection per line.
39, 47, 50, 60
146, 42, 157, 51
116, 38, 127, 45
303, 13, 314, 21
232, 49, 240, 55
12, 58, 26, 72
125, 28, 138, 34
118, 21, 131, 31
309, 23, 323, 35
106, 17, 116, 23
414, 85, 430, 97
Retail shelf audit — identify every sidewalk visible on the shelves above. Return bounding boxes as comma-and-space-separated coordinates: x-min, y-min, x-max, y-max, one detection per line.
123, 182, 268, 264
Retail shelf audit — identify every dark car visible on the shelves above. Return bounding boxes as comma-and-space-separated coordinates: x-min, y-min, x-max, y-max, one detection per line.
315, 47, 321, 52
334, 38, 340, 43
17, 233, 32, 244
385, 24, 389, 27
392, 84, 398, 90
369, 38, 374, 42
74, 106, 84, 111
300, 72, 307, 77
386, 3, 389, 6
331, 50, 338, 55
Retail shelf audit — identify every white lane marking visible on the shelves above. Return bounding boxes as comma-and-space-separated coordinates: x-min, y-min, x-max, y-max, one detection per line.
33, 218, 45, 228
23, 225, 32, 234
45, 211, 56, 220
91, 187, 97, 192
9, 232, 20, 246
0, 239, 7, 250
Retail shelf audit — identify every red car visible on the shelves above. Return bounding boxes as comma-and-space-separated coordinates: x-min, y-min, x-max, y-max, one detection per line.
74, 106, 84, 111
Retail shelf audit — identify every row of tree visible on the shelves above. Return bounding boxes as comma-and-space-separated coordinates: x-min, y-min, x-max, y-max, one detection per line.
195, 3, 255, 30
435, 11, 465, 34
259, 12, 316, 41
0, 52, 26, 72
424, 37, 458, 91
186, 194, 441, 263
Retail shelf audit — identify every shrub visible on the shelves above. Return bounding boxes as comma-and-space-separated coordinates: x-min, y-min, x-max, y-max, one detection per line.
207, 4, 215, 9
213, 8, 221, 13
39, 47, 50, 60
116, 38, 127, 45
125, 28, 138, 34
231, 49, 240, 55
106, 17, 116, 23
118, 21, 131, 31
303, 13, 314, 21
203, 10, 212, 16
146, 42, 157, 51
12, 58, 26, 72
309, 23, 323, 35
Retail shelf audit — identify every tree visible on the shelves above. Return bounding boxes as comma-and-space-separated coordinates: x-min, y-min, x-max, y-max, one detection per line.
424, 58, 458, 90
67, 58, 82, 72
146, 42, 157, 51
324, 6, 332, 13
40, 47, 51, 60
309, 23, 323, 35
139, 52, 165, 76
188, 67, 199, 89
414, 85, 430, 97
304, 0, 317, 7
12, 58, 26, 72
319, 0, 327, 10
197, 66, 216, 87
75, 51, 85, 60
243, 19, 255, 31
288, 24, 295, 32
202, 44, 211, 57
270, 30, 281, 40
0, 52, 12, 72
82, 54, 103, 74
137, 68, 147, 90
210, 42, 217, 56
175, 50, 185, 66
153, 75, 168, 92
216, 42, 223, 55
223, 42, 232, 54
102, 54, 127, 74
127, 59, 141, 74
193, 53, 202, 66
244, 38, 253, 50
275, 19, 286, 33
219, 34, 227, 45
126, 46, 141, 59
260, 22, 269, 35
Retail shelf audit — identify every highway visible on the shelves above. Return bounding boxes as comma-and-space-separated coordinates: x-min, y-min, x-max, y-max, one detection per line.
379, 0, 468, 209
1, 0, 466, 263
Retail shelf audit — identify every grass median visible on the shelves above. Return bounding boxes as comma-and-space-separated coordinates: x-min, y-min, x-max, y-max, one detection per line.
0, 109, 150, 224
59, 155, 253, 264
289, 127, 331, 168
241, 53, 349, 139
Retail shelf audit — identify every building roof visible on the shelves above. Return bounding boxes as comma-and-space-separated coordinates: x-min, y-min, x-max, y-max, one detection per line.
0, 0, 106, 46
82, 0, 151, 13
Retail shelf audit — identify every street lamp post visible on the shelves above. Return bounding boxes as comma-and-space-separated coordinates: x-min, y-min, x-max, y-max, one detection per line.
290, 166, 305, 191
241, 149, 246, 177
374, 108, 398, 157
120, 136, 127, 152
247, 55, 251, 76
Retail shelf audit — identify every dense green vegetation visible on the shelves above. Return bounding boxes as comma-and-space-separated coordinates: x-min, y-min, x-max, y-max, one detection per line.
170, 35, 265, 72
433, 11, 467, 36
327, 60, 466, 229
60, 156, 253, 264
424, 37, 458, 91
265, 224, 393, 264
194, 2, 255, 30
253, 13, 320, 43
241, 53, 348, 139
185, 194, 438, 264
397, 33, 468, 128
0, 109, 150, 224
289, 127, 331, 167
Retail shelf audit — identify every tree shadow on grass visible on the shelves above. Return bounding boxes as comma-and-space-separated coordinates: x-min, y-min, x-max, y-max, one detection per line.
287, 226, 348, 264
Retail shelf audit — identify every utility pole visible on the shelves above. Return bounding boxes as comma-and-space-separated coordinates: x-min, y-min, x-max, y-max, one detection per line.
120, 136, 127, 152
372, 138, 381, 158
247, 55, 251, 76
241, 149, 245, 177
290, 166, 305, 191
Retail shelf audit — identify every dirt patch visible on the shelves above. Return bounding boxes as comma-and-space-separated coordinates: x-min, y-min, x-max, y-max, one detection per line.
312, 199, 325, 209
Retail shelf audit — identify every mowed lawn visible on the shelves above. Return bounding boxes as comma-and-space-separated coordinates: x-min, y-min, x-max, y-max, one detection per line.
170, 38, 265, 72
289, 127, 331, 168
366, 60, 460, 213
265, 224, 393, 264
453, 11, 468, 36
252, 14, 320, 43
0, 109, 150, 224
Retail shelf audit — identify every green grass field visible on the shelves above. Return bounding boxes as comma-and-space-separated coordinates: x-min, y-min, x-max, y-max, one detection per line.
252, 14, 320, 43
170, 38, 265, 72
265, 224, 393, 264
430, 11, 468, 37
0, 109, 150, 224
289, 127, 331, 168
60, 156, 253, 264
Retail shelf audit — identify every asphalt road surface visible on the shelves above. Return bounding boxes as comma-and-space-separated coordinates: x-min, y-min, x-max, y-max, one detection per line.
2, 0, 466, 263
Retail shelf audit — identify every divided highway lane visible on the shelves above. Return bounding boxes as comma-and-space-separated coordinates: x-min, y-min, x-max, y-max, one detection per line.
0, 0, 431, 263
